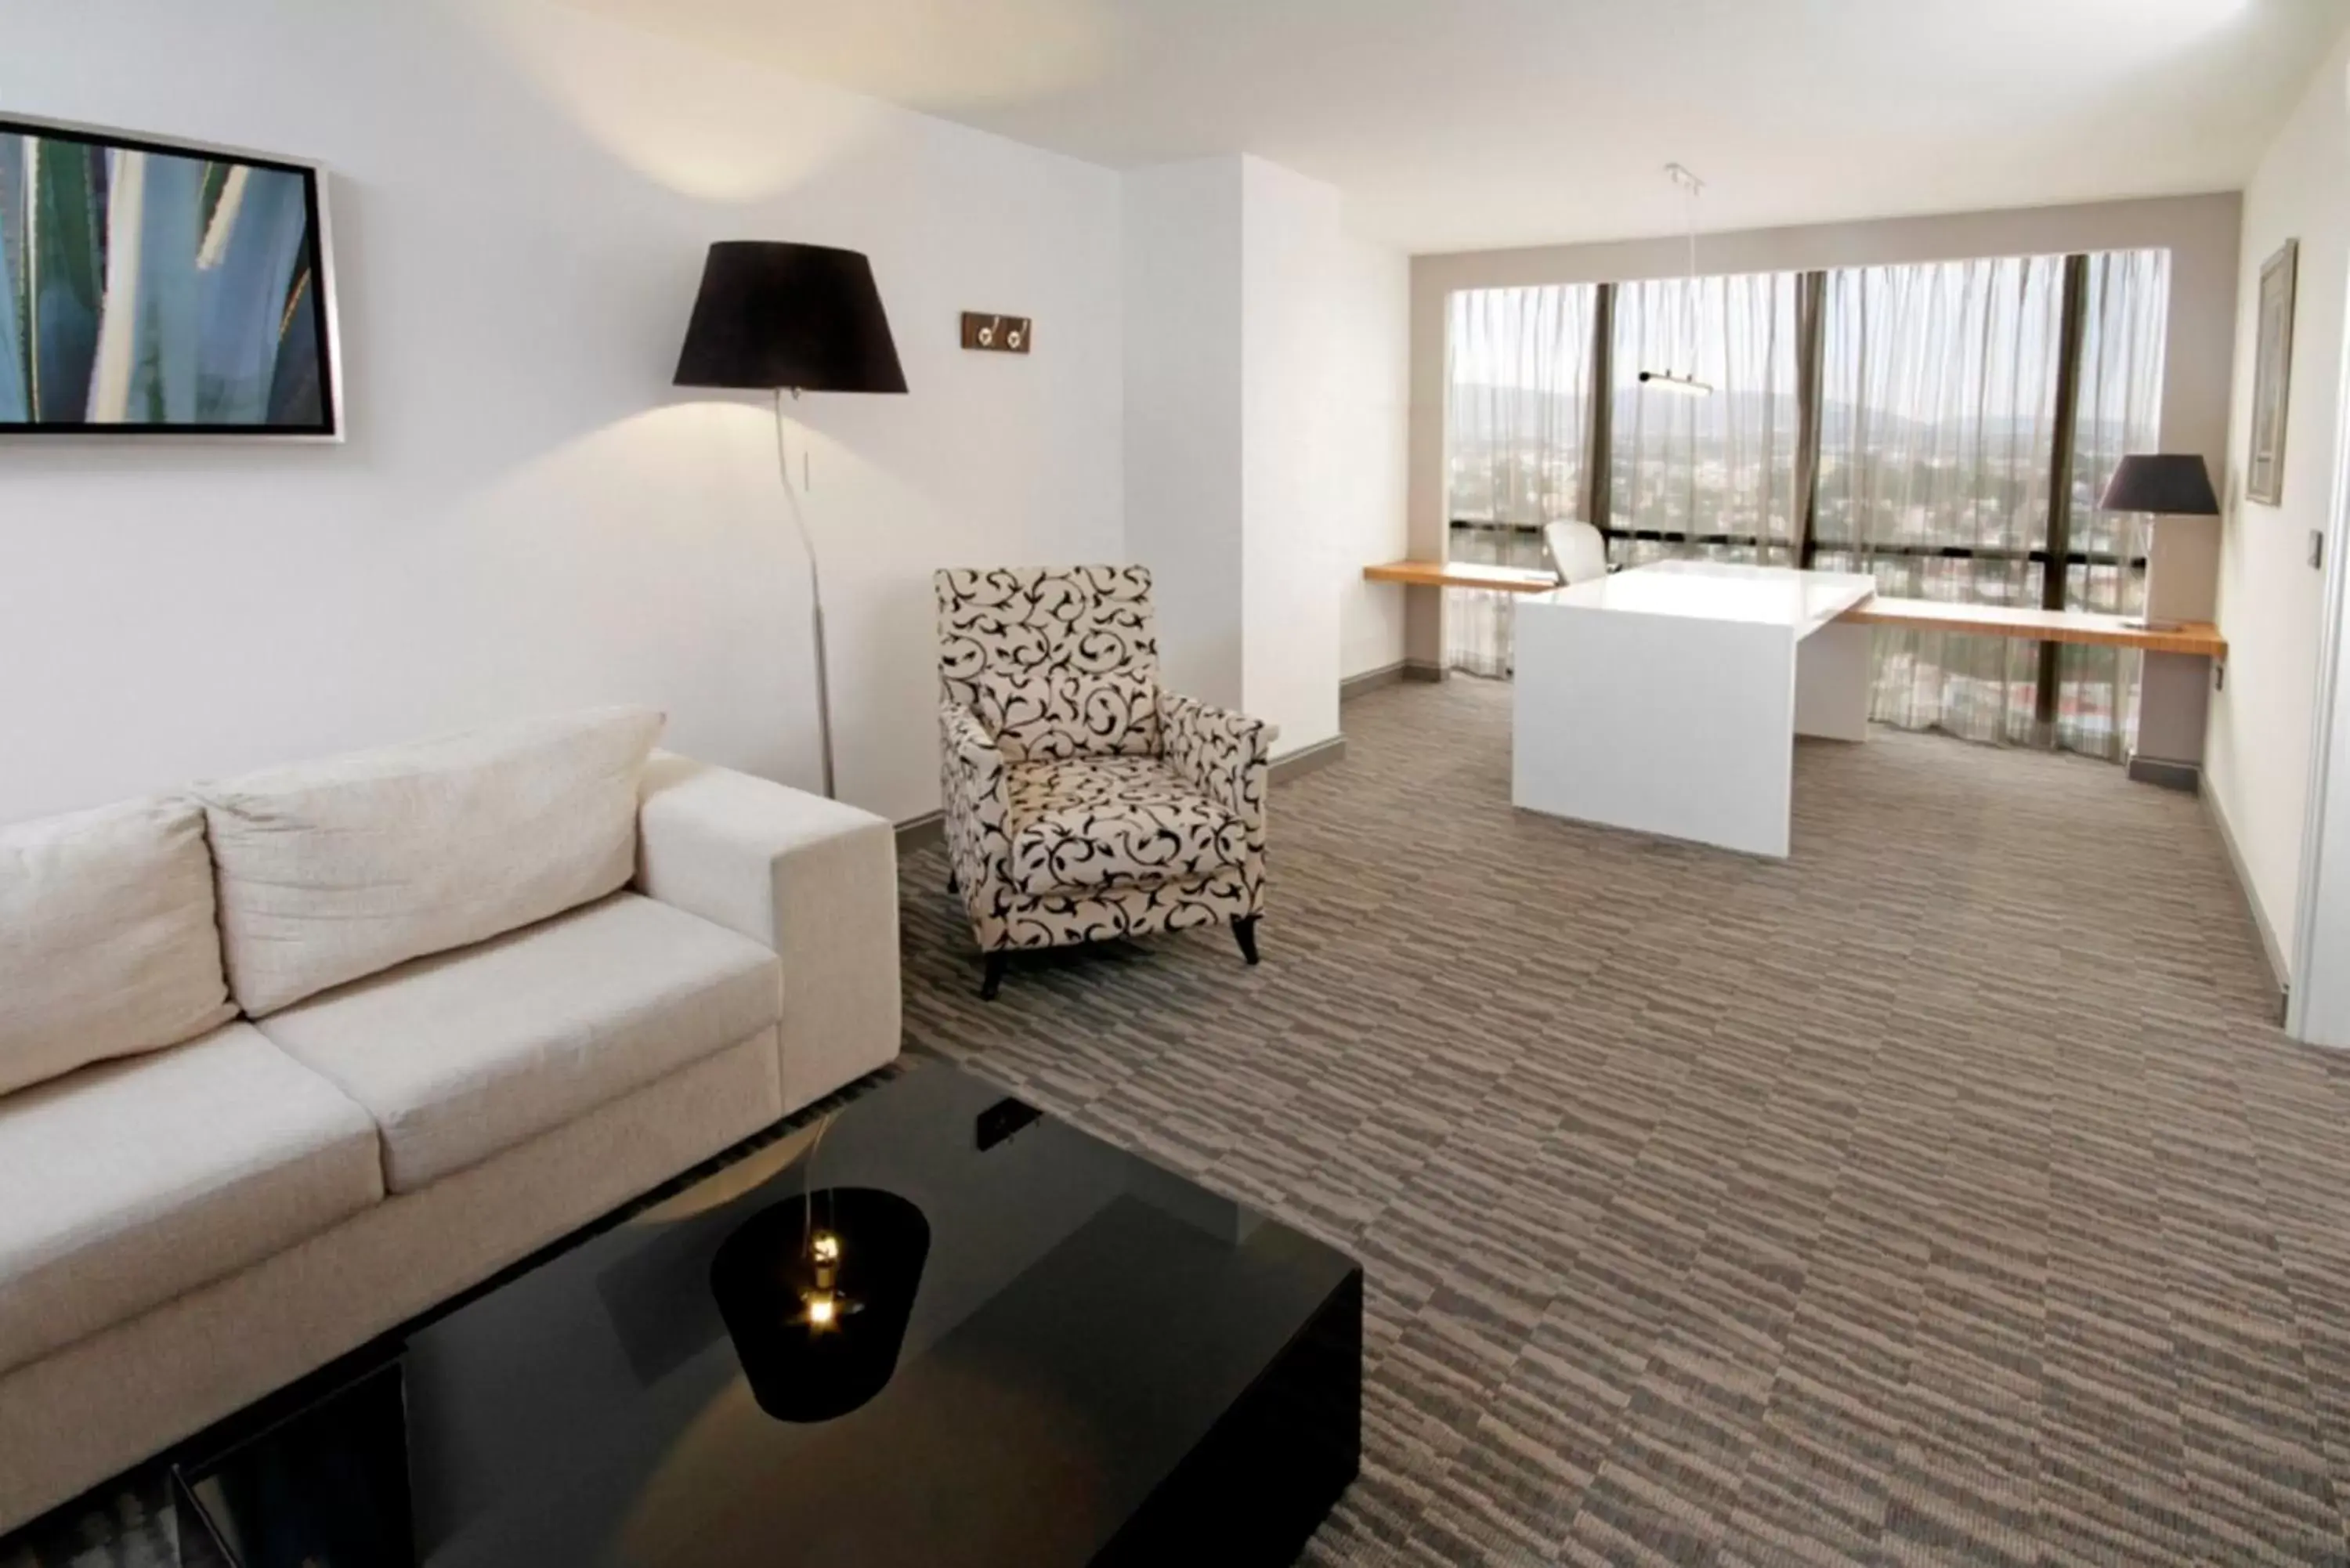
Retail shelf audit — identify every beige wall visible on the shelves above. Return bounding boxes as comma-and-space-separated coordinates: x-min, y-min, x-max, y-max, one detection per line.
1403, 193, 2245, 760
2209, 33, 2350, 999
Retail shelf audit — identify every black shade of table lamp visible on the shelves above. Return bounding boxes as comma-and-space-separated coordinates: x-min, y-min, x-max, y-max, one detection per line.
2099, 453, 2220, 634
675, 241, 908, 800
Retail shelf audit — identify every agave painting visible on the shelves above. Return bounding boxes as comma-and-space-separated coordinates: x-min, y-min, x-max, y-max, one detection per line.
0, 121, 331, 432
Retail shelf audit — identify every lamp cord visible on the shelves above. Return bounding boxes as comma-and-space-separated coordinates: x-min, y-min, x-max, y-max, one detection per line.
1671, 164, 1703, 379
774, 388, 839, 800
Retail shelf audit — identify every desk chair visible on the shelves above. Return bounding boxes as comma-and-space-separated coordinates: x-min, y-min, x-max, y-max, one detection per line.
1543, 520, 1610, 586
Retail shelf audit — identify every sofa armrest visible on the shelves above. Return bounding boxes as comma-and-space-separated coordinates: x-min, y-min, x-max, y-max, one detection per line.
1161, 692, 1270, 836
634, 753, 900, 1111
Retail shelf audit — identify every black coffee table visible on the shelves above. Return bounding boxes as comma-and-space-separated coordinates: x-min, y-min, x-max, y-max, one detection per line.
182, 1061, 1361, 1566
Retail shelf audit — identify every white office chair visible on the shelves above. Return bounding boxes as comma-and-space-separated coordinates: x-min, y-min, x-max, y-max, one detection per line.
1543, 520, 1610, 586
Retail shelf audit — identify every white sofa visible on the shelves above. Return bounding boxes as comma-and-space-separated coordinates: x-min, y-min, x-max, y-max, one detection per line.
0, 711, 902, 1532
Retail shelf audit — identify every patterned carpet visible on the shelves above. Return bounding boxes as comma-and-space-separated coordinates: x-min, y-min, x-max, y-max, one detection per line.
11, 676, 2347, 1565
902, 677, 2350, 1566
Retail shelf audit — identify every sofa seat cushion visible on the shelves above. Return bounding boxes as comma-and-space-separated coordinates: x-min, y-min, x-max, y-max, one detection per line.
0, 1022, 382, 1376
254, 893, 781, 1194
1004, 756, 1247, 896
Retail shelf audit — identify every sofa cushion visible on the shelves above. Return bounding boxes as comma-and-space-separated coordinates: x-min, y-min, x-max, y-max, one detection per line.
1004, 756, 1248, 896
253, 893, 781, 1193
0, 797, 237, 1098
199, 707, 665, 1017
0, 1021, 381, 1376
978, 670, 1159, 764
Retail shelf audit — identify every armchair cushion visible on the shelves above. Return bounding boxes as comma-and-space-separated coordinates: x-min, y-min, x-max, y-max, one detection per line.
1005, 757, 1246, 896
977, 670, 1160, 764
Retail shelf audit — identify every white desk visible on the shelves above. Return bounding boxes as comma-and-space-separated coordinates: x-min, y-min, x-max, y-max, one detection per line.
1512, 561, 1878, 858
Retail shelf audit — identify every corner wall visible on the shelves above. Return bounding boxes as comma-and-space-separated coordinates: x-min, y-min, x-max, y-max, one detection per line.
1124, 154, 1408, 756
1123, 158, 1246, 710
0, 0, 1126, 827
2218, 28, 2350, 1028
1332, 237, 1412, 681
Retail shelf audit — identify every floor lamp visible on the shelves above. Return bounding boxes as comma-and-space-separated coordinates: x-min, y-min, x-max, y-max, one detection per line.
674, 241, 907, 800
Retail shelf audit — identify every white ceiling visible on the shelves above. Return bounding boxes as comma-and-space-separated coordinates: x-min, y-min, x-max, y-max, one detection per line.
560, 0, 2348, 254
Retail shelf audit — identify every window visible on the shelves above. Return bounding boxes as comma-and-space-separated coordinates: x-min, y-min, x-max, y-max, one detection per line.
1812, 255, 2068, 745
1610, 272, 1802, 566
1443, 284, 1599, 675
1441, 247, 2175, 758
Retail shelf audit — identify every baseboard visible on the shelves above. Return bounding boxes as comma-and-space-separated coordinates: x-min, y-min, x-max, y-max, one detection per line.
895, 811, 944, 856
1271, 735, 1347, 784
2204, 784, 2290, 1017
2126, 754, 2202, 793
1401, 662, 1446, 684
1340, 663, 1405, 701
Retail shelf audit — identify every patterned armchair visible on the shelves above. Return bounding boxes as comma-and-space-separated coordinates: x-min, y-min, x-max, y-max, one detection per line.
935, 565, 1270, 999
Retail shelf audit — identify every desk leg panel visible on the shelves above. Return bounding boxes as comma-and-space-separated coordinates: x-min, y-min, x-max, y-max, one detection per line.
1513, 602, 1799, 858
1795, 623, 1872, 742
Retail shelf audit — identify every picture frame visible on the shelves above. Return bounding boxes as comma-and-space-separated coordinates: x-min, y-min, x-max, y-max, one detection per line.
0, 113, 342, 439
2248, 238, 2297, 506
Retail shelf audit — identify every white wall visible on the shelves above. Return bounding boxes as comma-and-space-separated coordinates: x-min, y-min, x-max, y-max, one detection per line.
1331, 235, 1411, 681
1122, 159, 1244, 710
1123, 154, 1407, 756
1239, 157, 1343, 754
2207, 28, 2350, 996
0, 0, 1124, 828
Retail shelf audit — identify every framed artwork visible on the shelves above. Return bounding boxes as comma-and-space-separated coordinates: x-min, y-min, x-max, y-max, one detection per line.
2248, 238, 2297, 506
0, 114, 341, 438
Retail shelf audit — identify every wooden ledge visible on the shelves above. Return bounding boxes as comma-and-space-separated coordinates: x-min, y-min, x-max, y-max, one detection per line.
1838, 598, 2225, 658
1358, 562, 2227, 658
1363, 560, 1559, 593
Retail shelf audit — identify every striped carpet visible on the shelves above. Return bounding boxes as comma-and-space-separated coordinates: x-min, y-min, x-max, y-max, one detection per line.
902, 676, 2350, 1566
10, 677, 2344, 1566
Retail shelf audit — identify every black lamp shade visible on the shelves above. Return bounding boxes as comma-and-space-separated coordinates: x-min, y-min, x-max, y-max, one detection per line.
674, 241, 907, 394
2099, 453, 2219, 516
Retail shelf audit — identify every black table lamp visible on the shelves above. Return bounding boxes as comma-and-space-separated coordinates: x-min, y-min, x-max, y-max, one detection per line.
2100, 453, 2220, 518
2099, 454, 2219, 634
675, 241, 907, 800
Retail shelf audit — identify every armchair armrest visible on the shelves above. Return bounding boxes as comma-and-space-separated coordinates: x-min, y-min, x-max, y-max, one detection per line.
1161, 692, 1270, 834
635, 753, 900, 1111
939, 703, 1015, 907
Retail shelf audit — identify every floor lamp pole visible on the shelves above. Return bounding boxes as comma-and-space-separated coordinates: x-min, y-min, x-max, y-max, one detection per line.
774, 388, 837, 800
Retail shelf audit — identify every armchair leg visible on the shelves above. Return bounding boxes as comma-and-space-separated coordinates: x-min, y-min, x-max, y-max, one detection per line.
1232, 916, 1261, 966
947, 869, 959, 896
980, 952, 1009, 1001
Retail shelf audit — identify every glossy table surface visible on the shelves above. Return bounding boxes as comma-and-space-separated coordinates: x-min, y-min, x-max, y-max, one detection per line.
403, 1063, 1361, 1566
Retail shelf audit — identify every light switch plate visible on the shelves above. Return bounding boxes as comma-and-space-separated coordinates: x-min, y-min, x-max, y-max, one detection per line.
960, 313, 1032, 355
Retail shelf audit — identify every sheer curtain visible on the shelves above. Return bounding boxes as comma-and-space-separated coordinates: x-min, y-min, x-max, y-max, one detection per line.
1611, 273, 1802, 565
2061, 249, 2171, 757
1812, 256, 2067, 745
1444, 284, 1597, 675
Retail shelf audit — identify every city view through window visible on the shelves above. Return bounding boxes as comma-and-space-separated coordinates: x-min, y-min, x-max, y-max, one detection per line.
1443, 248, 2170, 757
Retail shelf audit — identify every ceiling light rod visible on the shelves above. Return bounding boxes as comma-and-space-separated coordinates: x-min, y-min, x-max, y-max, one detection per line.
1637, 161, 1715, 397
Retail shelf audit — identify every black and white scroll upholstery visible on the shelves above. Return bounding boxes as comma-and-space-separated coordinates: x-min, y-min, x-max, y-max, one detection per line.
935, 565, 1269, 996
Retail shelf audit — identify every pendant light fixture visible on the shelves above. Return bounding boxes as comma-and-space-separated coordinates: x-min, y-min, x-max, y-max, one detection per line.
1637, 163, 1714, 397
